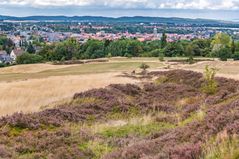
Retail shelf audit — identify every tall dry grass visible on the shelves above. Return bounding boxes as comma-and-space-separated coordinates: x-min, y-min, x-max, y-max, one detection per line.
0, 73, 138, 116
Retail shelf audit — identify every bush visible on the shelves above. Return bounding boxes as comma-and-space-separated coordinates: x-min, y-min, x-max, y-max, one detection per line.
0, 63, 6, 68
124, 53, 132, 58
233, 52, 239, 61
159, 51, 165, 62
201, 65, 218, 95
186, 56, 194, 64
150, 49, 162, 57
139, 63, 150, 71
16, 53, 43, 64
217, 47, 231, 61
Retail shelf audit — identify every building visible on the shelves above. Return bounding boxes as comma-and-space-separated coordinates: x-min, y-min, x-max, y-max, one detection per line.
0, 51, 12, 63
10, 48, 24, 62
153, 27, 158, 38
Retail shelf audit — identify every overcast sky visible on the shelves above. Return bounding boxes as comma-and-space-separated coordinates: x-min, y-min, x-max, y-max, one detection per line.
1, 0, 239, 20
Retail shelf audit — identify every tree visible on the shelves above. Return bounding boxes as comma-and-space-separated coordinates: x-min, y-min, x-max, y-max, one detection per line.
217, 47, 231, 61
145, 40, 161, 51
164, 42, 184, 57
159, 51, 164, 62
140, 63, 150, 73
185, 45, 194, 64
0, 35, 14, 54
231, 39, 236, 55
211, 33, 232, 52
82, 39, 105, 59
16, 53, 43, 64
192, 39, 212, 57
127, 40, 143, 57
161, 33, 167, 49
27, 42, 36, 54
149, 49, 162, 57
233, 52, 239, 61
50, 38, 80, 61
107, 39, 128, 57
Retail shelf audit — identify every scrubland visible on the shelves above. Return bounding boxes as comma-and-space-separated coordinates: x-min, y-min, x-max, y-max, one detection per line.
0, 69, 239, 159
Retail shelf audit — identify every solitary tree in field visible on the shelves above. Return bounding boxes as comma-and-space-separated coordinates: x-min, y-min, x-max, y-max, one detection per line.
140, 63, 150, 75
140, 63, 150, 71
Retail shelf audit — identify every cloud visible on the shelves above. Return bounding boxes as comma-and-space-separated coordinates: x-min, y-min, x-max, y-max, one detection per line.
1, 0, 239, 10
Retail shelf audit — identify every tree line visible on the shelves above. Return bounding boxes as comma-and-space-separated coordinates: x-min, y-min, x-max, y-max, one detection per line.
37, 33, 239, 62
1, 33, 239, 64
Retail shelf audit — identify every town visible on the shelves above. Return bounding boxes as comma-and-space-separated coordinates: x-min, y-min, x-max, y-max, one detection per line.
1, 18, 239, 64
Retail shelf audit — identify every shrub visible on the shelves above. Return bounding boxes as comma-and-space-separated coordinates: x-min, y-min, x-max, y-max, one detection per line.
201, 65, 218, 95
159, 52, 165, 62
107, 53, 112, 58
233, 52, 239, 61
139, 63, 150, 71
16, 53, 43, 64
149, 49, 162, 57
155, 76, 168, 85
217, 47, 231, 61
124, 53, 132, 58
187, 56, 194, 64
0, 63, 6, 68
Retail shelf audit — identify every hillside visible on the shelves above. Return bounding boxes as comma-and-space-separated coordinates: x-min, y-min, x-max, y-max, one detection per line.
0, 70, 238, 159
0, 15, 236, 26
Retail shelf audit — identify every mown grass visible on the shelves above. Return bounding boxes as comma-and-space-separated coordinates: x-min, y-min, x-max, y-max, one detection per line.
0, 61, 163, 82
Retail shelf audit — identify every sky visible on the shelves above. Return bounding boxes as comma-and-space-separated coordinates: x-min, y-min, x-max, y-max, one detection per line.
1, 0, 239, 20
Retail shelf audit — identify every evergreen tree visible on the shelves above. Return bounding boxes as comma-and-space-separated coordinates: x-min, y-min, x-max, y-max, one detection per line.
27, 42, 36, 54
161, 33, 167, 49
231, 39, 236, 55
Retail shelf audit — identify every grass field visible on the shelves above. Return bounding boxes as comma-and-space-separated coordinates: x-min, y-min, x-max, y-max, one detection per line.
0, 61, 163, 82
0, 59, 163, 116
2, 57, 239, 117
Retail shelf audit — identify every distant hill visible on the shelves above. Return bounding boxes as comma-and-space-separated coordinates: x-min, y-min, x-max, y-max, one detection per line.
0, 15, 235, 25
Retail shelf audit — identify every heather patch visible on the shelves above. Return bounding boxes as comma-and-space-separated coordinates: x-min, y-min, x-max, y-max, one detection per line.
0, 70, 239, 158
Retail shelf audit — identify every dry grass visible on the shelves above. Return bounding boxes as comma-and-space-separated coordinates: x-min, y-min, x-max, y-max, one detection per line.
0, 63, 74, 74
175, 60, 239, 80
0, 73, 138, 116
0, 61, 163, 82
0, 60, 164, 117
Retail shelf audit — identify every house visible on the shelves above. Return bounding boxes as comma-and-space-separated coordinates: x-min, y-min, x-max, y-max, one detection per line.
10, 48, 24, 61
0, 50, 12, 64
